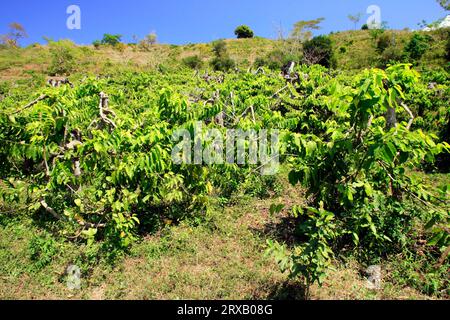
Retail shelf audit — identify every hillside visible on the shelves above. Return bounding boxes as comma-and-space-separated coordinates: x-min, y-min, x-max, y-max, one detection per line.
0, 27, 449, 301
0, 29, 448, 82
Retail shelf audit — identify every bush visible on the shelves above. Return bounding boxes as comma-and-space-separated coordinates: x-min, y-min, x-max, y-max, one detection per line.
268, 65, 450, 296
28, 235, 58, 270
92, 40, 101, 49
404, 33, 431, 61
114, 42, 127, 52
254, 50, 301, 70
0, 22, 27, 48
48, 40, 76, 76
182, 55, 203, 69
302, 35, 335, 68
210, 40, 236, 71
211, 56, 235, 72
138, 32, 157, 51
211, 40, 227, 56
234, 25, 254, 39
100, 34, 122, 46
361, 24, 369, 30
372, 31, 406, 67
375, 32, 394, 54
379, 46, 404, 67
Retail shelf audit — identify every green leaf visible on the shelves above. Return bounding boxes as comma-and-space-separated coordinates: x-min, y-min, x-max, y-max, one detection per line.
364, 183, 373, 197
428, 233, 443, 246
93, 142, 102, 153
288, 171, 301, 186
270, 203, 285, 215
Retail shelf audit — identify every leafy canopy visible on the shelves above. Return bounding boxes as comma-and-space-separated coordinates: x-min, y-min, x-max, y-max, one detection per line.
290, 18, 325, 43
234, 25, 254, 39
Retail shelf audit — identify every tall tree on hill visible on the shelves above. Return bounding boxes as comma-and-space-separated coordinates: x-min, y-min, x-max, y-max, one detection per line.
290, 18, 325, 43
348, 13, 363, 30
139, 31, 157, 51
0, 23, 28, 47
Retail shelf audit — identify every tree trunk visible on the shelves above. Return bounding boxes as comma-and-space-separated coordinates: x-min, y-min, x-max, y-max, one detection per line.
385, 107, 397, 130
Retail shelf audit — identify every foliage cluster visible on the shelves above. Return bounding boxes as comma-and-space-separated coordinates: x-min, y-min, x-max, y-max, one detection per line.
210, 40, 236, 71
0, 61, 448, 297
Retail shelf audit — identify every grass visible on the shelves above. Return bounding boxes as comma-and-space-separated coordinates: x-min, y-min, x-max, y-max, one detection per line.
0, 29, 446, 82
0, 172, 440, 300
0, 30, 448, 299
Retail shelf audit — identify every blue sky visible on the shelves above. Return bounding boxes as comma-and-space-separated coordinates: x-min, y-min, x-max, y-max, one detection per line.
0, 0, 447, 46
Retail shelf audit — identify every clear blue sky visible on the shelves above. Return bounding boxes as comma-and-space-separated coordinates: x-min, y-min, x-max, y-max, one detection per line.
0, 0, 447, 46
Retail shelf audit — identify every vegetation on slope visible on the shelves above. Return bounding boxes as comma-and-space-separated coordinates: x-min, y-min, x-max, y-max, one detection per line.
0, 28, 448, 81
0, 21, 449, 300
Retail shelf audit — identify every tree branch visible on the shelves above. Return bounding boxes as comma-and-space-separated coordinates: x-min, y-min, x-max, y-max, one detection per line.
40, 200, 106, 228
98, 92, 117, 129
12, 94, 48, 115
401, 102, 414, 130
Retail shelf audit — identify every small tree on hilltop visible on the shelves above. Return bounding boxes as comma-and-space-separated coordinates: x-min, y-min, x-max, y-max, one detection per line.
139, 31, 157, 51
283, 18, 324, 62
145, 32, 157, 45
234, 25, 254, 39
101, 34, 122, 46
290, 18, 325, 43
0, 22, 28, 47
348, 13, 363, 30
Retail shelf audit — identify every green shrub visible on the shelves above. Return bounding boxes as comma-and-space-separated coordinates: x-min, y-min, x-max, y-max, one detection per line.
234, 25, 254, 39
302, 35, 335, 68
404, 33, 431, 61
380, 45, 404, 66
28, 235, 58, 270
268, 64, 450, 296
211, 56, 235, 72
100, 34, 122, 46
375, 32, 394, 54
211, 40, 227, 56
254, 49, 302, 70
48, 40, 76, 76
92, 40, 101, 49
182, 55, 203, 69
114, 42, 127, 52
253, 57, 266, 68
210, 40, 235, 71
